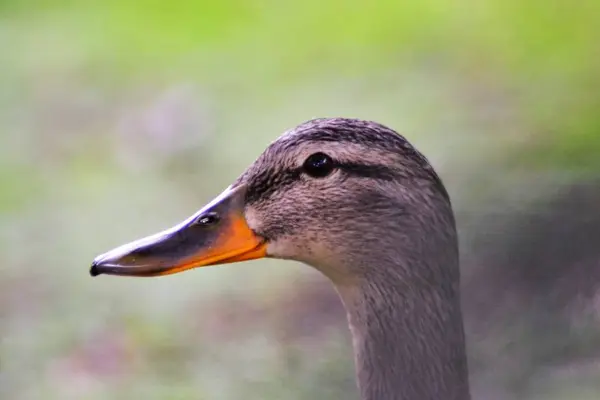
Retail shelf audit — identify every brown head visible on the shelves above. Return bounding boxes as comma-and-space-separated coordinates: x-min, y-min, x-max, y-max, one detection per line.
90, 117, 455, 287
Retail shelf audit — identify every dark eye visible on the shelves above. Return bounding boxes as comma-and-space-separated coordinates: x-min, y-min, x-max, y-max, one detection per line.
195, 212, 220, 226
302, 152, 335, 178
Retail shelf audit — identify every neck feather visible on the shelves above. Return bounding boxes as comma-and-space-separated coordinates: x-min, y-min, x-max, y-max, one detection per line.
334, 257, 471, 400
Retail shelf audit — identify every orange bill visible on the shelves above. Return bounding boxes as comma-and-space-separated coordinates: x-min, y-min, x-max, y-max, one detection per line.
90, 184, 266, 277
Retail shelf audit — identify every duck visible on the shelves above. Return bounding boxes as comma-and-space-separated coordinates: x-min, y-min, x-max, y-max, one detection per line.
90, 117, 471, 400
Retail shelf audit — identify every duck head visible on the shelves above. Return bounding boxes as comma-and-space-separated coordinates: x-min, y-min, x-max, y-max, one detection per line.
90, 118, 452, 283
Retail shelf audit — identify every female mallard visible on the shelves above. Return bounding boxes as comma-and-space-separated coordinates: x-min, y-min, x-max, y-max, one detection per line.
91, 118, 471, 400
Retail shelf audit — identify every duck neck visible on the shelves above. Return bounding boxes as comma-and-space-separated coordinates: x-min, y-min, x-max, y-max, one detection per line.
334, 260, 471, 400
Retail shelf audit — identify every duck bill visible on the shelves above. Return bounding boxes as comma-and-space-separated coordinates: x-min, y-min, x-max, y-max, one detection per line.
90, 184, 266, 277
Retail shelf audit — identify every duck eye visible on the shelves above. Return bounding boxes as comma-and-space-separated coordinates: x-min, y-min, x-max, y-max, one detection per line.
195, 212, 220, 226
302, 152, 335, 178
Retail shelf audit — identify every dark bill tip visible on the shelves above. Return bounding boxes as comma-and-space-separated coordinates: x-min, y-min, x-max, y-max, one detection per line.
90, 262, 101, 277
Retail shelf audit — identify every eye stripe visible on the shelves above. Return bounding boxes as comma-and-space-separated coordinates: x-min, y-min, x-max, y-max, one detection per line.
338, 163, 396, 181
244, 162, 399, 204
244, 167, 301, 204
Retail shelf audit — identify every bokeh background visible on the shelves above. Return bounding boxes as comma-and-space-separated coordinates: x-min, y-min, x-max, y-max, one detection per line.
1, 1, 600, 399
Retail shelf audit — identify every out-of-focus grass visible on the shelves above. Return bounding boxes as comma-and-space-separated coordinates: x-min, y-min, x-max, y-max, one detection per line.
1, 0, 598, 170
1, 1, 599, 399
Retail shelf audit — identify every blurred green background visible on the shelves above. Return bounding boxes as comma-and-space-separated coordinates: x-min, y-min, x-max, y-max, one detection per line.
1, 1, 600, 399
